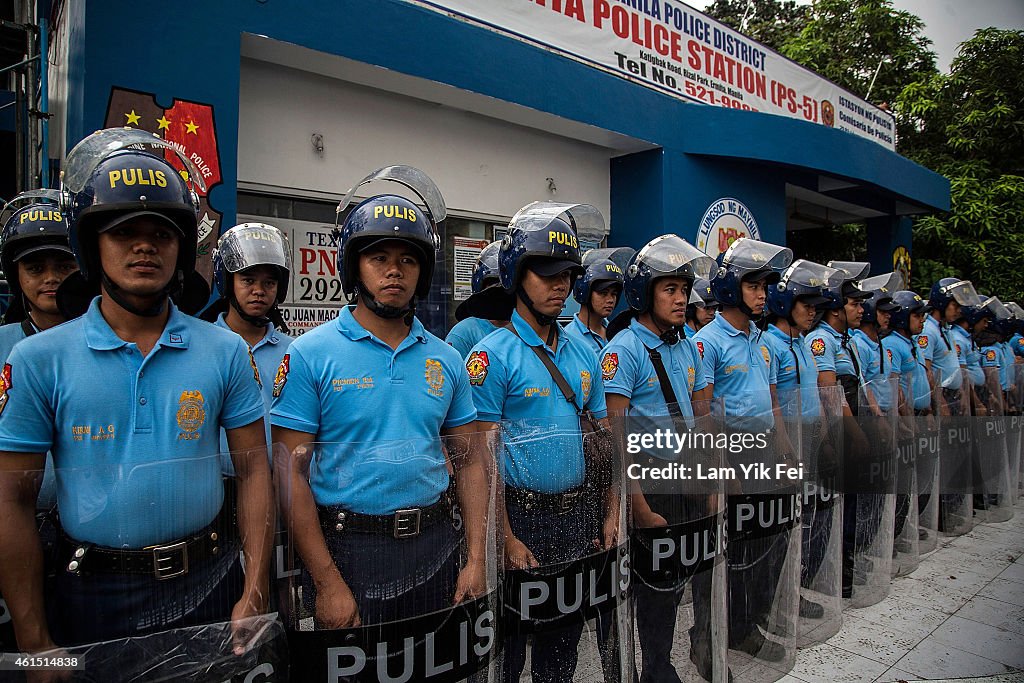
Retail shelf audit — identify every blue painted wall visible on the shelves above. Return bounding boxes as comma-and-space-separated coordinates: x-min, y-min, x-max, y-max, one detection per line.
66, 0, 948, 255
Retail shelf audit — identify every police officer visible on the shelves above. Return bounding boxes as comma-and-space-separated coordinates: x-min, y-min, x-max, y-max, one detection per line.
853, 280, 903, 417
208, 223, 293, 452
693, 237, 794, 662
563, 258, 624, 354
446, 240, 507, 358
600, 234, 716, 682
0, 197, 78, 356
685, 277, 718, 337
467, 208, 609, 683
925, 278, 981, 416
764, 259, 842, 621
270, 169, 486, 630
961, 301, 993, 414
0, 129, 274, 656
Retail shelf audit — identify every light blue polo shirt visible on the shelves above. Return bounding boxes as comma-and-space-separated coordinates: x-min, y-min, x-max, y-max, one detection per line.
562, 313, 607, 355
764, 325, 820, 418
602, 317, 707, 432
922, 316, 961, 390
884, 332, 929, 410
0, 321, 33, 363
215, 313, 292, 458
684, 322, 697, 338
805, 323, 859, 378
468, 310, 606, 493
852, 329, 896, 411
950, 325, 983, 388
0, 298, 265, 548
693, 313, 776, 432
446, 317, 501, 359
1000, 342, 1014, 391
271, 306, 476, 515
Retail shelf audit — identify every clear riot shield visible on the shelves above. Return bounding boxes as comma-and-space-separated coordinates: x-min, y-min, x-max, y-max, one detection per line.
0, 451, 283, 681
972, 365, 1014, 523
794, 385, 844, 648
1010, 364, 1024, 504
888, 378, 921, 577
496, 415, 631, 683
718, 392, 802, 682
914, 407, 942, 555
841, 377, 897, 609
624, 399, 727, 683
277, 431, 502, 683
937, 383, 973, 537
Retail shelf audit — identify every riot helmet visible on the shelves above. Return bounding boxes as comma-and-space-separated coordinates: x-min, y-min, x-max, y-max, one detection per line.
471, 241, 501, 294
710, 237, 792, 317
212, 223, 291, 329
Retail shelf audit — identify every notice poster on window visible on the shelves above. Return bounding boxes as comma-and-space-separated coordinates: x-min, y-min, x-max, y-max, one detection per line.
454, 237, 490, 301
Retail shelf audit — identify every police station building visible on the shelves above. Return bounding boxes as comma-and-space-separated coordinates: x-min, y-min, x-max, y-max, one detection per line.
49, 0, 949, 338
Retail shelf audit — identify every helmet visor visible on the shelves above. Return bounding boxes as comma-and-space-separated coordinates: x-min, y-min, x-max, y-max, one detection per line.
635, 234, 717, 281
860, 271, 905, 294
779, 259, 845, 291
722, 238, 793, 273
510, 202, 606, 241
216, 223, 290, 274
582, 246, 635, 271
336, 165, 446, 226
983, 296, 1011, 320
942, 280, 983, 307
477, 241, 501, 271
827, 260, 871, 281
1006, 301, 1024, 319
62, 127, 208, 194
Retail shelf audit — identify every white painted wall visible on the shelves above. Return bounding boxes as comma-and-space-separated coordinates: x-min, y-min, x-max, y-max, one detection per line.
238, 58, 613, 229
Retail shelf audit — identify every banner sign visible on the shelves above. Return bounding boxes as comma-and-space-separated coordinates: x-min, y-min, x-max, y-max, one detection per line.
280, 224, 344, 336
412, 0, 895, 150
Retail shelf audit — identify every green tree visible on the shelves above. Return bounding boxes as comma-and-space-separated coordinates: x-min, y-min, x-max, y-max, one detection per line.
704, 0, 810, 53
896, 29, 1024, 301
781, 0, 937, 110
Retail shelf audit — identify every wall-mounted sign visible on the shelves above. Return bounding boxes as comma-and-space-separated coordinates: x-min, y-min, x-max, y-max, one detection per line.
104, 88, 223, 281
413, 0, 895, 150
696, 197, 760, 259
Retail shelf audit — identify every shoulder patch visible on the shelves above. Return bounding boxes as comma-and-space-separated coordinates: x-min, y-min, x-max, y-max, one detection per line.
985, 349, 997, 362
248, 347, 262, 389
0, 363, 11, 416
696, 341, 705, 358
601, 352, 619, 381
1017, 338, 1024, 347
954, 343, 962, 358
466, 351, 489, 386
760, 345, 771, 365
918, 336, 929, 349
272, 354, 290, 398
887, 348, 893, 365
810, 338, 826, 357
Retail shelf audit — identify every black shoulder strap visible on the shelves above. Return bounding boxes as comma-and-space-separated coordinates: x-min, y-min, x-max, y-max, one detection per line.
21, 319, 37, 338
508, 325, 583, 415
644, 345, 684, 418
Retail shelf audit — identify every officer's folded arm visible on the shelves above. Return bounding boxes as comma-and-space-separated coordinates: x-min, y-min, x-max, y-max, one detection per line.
224, 418, 276, 651
271, 425, 361, 628
0, 451, 55, 654
442, 420, 491, 603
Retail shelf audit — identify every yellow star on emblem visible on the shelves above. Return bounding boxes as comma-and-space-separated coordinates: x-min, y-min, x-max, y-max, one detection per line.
185, 120, 199, 135
156, 115, 172, 131
124, 110, 141, 126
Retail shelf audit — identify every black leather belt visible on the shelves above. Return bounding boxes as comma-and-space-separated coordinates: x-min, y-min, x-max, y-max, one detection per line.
59, 517, 229, 580
318, 495, 453, 539
505, 485, 586, 515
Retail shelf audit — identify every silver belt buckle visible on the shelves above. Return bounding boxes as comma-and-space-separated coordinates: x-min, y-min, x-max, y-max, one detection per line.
152, 540, 189, 580
393, 509, 422, 539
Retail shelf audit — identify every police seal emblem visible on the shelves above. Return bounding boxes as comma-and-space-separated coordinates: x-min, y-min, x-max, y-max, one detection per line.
273, 354, 290, 398
466, 351, 489, 386
918, 336, 928, 350
0, 363, 11, 416
581, 370, 592, 400
810, 338, 826, 357
425, 358, 445, 397
177, 390, 206, 436
601, 353, 619, 381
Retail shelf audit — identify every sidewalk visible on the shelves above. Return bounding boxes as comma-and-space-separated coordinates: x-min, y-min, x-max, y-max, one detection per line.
785, 501, 1024, 683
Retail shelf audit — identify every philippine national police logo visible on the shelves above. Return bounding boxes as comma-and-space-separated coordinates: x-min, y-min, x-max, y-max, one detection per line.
887, 349, 894, 365
985, 350, 998, 362
466, 351, 489, 386
918, 336, 929, 350
580, 370, 592, 401
273, 354, 290, 398
0, 363, 11, 417
810, 338, 826, 357
177, 390, 206, 439
425, 358, 445, 397
955, 343, 962, 358
601, 353, 619, 381
696, 341, 704, 358
821, 99, 835, 127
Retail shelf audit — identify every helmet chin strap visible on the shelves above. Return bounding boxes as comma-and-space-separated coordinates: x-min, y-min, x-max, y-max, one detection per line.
356, 282, 416, 326
516, 287, 558, 327
100, 271, 178, 317
648, 309, 684, 345
228, 292, 272, 328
